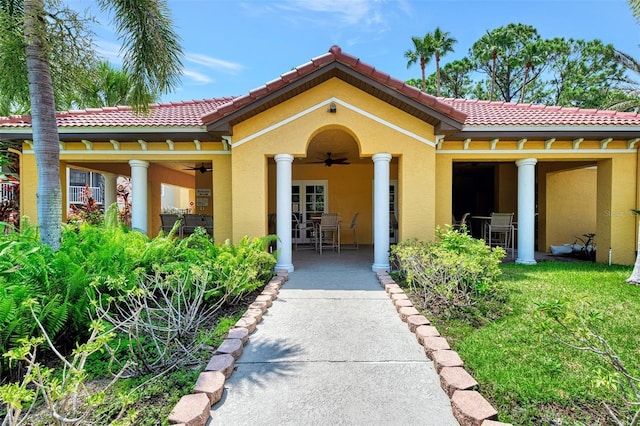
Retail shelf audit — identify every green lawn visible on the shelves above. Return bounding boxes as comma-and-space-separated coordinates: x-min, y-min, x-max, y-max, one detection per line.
431, 261, 638, 425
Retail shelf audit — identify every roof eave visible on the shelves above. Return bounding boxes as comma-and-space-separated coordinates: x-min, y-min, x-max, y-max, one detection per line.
0, 126, 216, 143
450, 125, 640, 141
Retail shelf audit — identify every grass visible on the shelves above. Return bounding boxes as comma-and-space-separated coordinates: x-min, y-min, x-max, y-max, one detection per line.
429, 261, 638, 425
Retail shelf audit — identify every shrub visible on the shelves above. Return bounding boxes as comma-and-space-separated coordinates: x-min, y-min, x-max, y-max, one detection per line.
1, 204, 277, 383
0, 224, 66, 379
391, 226, 506, 324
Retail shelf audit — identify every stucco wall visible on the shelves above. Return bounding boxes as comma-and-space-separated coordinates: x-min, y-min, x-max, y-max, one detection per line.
546, 167, 597, 249
230, 78, 436, 244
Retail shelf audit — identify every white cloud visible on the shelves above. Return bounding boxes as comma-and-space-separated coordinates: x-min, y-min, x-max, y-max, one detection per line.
182, 69, 214, 84
185, 53, 244, 74
95, 40, 123, 64
266, 0, 400, 30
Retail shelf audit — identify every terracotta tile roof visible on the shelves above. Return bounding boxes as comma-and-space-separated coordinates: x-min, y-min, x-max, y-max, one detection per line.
1, 45, 639, 132
202, 45, 467, 124
0, 98, 235, 129
439, 98, 640, 126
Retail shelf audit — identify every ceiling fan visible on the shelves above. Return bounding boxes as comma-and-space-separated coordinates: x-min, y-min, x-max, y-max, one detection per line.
313, 152, 350, 167
183, 162, 213, 174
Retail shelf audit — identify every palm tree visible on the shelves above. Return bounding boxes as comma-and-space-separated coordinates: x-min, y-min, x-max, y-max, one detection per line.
77, 61, 150, 108
405, 33, 434, 92
628, 210, 640, 285
430, 27, 457, 97
519, 40, 547, 103
625, 0, 640, 284
22, 0, 182, 249
610, 49, 640, 111
631, 0, 640, 20
472, 30, 503, 101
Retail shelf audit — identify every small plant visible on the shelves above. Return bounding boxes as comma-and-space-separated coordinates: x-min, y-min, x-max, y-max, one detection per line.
538, 300, 639, 425
93, 268, 236, 376
0, 300, 131, 426
572, 233, 596, 261
67, 185, 103, 226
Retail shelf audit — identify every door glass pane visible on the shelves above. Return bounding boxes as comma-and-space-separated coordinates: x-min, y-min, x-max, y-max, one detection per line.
292, 181, 328, 243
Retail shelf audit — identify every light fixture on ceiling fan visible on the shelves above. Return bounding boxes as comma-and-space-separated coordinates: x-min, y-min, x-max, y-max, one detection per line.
183, 162, 213, 173
312, 152, 350, 167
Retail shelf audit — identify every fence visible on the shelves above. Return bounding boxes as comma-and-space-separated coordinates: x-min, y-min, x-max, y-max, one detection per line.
68, 186, 103, 204
1, 182, 17, 201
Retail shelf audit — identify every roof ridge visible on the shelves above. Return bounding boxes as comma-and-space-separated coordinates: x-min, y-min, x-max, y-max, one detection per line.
202, 45, 468, 125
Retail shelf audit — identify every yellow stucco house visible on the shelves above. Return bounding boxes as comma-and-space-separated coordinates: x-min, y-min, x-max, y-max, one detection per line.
1, 45, 639, 271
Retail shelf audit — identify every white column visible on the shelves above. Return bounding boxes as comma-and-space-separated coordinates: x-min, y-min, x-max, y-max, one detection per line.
129, 160, 149, 234
274, 154, 294, 273
103, 173, 118, 211
516, 158, 537, 265
372, 153, 392, 271
65, 167, 70, 214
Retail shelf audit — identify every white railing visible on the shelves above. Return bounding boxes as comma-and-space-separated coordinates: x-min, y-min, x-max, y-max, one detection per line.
68, 186, 103, 204
1, 182, 17, 201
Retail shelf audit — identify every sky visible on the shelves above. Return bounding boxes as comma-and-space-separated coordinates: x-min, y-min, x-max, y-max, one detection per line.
68, 0, 640, 104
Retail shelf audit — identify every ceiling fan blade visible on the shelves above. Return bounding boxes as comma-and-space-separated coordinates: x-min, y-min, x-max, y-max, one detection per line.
183, 162, 212, 173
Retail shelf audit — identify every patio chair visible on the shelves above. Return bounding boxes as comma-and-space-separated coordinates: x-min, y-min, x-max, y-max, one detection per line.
453, 212, 471, 234
202, 215, 213, 236
341, 212, 360, 250
317, 213, 340, 254
293, 213, 316, 251
182, 214, 213, 237
159, 213, 182, 238
485, 212, 515, 258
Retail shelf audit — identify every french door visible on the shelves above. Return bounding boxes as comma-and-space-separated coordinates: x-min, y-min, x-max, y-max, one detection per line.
292, 180, 328, 244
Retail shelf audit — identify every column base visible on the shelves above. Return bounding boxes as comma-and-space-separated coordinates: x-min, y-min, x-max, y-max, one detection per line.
275, 263, 294, 273
515, 258, 537, 265
372, 262, 390, 272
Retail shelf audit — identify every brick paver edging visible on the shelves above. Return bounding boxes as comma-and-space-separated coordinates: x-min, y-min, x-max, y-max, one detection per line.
375, 270, 513, 426
167, 268, 512, 426
167, 270, 288, 426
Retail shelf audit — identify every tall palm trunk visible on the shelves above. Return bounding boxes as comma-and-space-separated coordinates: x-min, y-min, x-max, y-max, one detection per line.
489, 52, 497, 101
435, 53, 441, 97
24, 0, 62, 249
519, 62, 532, 104
627, 218, 640, 285
420, 58, 426, 92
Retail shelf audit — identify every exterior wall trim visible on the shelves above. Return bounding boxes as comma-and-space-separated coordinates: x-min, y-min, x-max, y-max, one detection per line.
436, 149, 636, 155
230, 97, 437, 149
23, 149, 231, 156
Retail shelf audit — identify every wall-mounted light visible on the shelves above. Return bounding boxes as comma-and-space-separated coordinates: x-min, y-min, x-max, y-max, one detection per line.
328, 102, 337, 113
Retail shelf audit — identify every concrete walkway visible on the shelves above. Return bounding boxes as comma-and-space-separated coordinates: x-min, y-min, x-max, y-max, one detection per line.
209, 247, 458, 425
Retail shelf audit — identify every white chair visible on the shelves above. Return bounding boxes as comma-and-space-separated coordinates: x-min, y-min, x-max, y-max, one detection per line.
293, 214, 316, 251
485, 213, 515, 258
317, 213, 340, 254
342, 212, 359, 250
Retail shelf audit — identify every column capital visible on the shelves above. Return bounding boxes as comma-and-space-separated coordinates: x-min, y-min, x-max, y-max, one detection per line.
274, 153, 294, 163
516, 158, 537, 167
372, 153, 392, 163
129, 159, 149, 168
